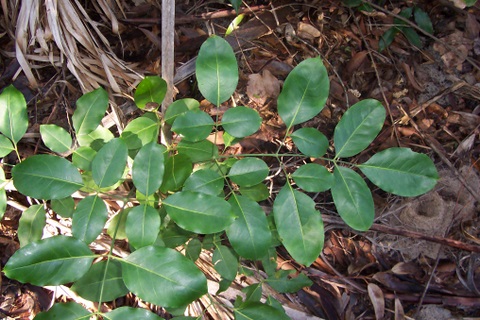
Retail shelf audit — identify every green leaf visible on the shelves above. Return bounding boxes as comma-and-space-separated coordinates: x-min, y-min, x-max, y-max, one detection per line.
290, 127, 329, 158
18, 204, 46, 247
379, 28, 398, 52
342, 0, 362, 7
72, 195, 108, 244
273, 185, 324, 266
51, 196, 75, 218
0, 167, 6, 220
414, 7, 433, 34
92, 138, 128, 188
226, 13, 244, 36
183, 169, 224, 196
292, 163, 334, 192
221, 106, 262, 138
164, 98, 200, 125
229, 0, 242, 12
334, 99, 386, 158
196, 35, 238, 106
223, 131, 241, 148
400, 27, 422, 48
132, 142, 166, 196
213, 244, 238, 281
228, 158, 269, 187
277, 57, 329, 128
160, 154, 193, 192
172, 110, 214, 142
0, 134, 14, 157
134, 75, 167, 110
120, 116, 160, 150
266, 270, 313, 293
71, 260, 129, 302
122, 245, 208, 308
40, 124, 72, 153
238, 183, 270, 202
463, 0, 477, 6
126, 204, 161, 248
103, 306, 165, 320
185, 238, 202, 261
12, 155, 83, 200
226, 195, 271, 260
0, 85, 28, 144
72, 87, 109, 136
72, 146, 96, 171
235, 302, 290, 320
358, 147, 438, 197
331, 166, 374, 231
4, 236, 94, 285
76, 125, 114, 149
177, 139, 218, 163
107, 209, 129, 240
160, 221, 194, 248
35, 302, 91, 320
163, 191, 235, 234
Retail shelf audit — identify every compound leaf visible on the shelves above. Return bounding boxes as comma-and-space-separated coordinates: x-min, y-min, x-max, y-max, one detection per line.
35, 302, 91, 320
12, 155, 83, 200
72, 195, 108, 244
132, 142, 166, 196
122, 245, 207, 308
72, 87, 109, 136
134, 75, 167, 110
221, 106, 261, 138
18, 204, 46, 247
172, 110, 214, 142
40, 124, 72, 153
92, 138, 128, 188
228, 158, 269, 187
359, 147, 438, 197
290, 127, 329, 158
292, 163, 334, 192
0, 85, 28, 144
126, 204, 161, 248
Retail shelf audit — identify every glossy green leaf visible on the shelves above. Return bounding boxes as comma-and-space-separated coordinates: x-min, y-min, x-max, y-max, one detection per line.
358, 147, 438, 197
226, 195, 271, 260
334, 99, 386, 158
185, 238, 202, 261
172, 110, 214, 142
177, 139, 218, 163
0, 85, 28, 144
0, 168, 6, 220
234, 302, 290, 320
290, 127, 329, 158
266, 270, 313, 293
379, 28, 398, 52
331, 166, 374, 231
126, 204, 161, 248
292, 163, 334, 192
18, 205, 45, 247
51, 197, 75, 218
273, 185, 324, 266
120, 116, 159, 150
103, 306, 164, 320
72, 87, 109, 136
277, 57, 329, 128
134, 75, 167, 110
71, 260, 128, 302
132, 142, 166, 196
164, 98, 200, 125
0, 134, 14, 157
4, 236, 94, 285
72, 146, 96, 171
196, 35, 238, 106
414, 7, 433, 34
183, 169, 224, 196
239, 183, 270, 202
213, 244, 238, 281
122, 245, 208, 308
12, 155, 83, 200
76, 125, 114, 149
35, 302, 90, 320
222, 106, 262, 138
72, 195, 108, 244
160, 154, 193, 192
107, 209, 129, 240
163, 191, 235, 234
92, 138, 128, 188
228, 158, 269, 187
40, 124, 72, 153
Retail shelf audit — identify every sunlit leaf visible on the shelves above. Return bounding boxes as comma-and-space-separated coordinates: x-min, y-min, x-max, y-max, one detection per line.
359, 148, 438, 197
120, 116, 160, 150
76, 125, 114, 149
132, 142, 166, 196
134, 76, 167, 110
273, 185, 324, 266
177, 139, 218, 163
331, 166, 374, 231
221, 106, 261, 138
172, 110, 214, 142
196, 36, 238, 106
0, 134, 14, 157
92, 138, 128, 188
107, 209, 129, 240
35, 303, 90, 320
126, 204, 161, 248
72, 146, 96, 171
0, 85, 28, 144
72, 195, 108, 244
18, 204, 45, 247
72, 87, 109, 136
40, 124, 72, 153
4, 236, 94, 285
183, 169, 224, 196
292, 163, 334, 192
226, 13, 244, 36
103, 307, 165, 320
290, 127, 329, 158
122, 245, 207, 308
228, 158, 269, 187
12, 155, 83, 200
277, 58, 329, 128
163, 191, 235, 234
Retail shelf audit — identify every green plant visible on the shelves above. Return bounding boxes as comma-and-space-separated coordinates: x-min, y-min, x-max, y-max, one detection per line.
0, 35, 438, 319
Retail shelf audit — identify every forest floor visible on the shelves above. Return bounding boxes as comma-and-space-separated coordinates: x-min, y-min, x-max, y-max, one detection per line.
1, 0, 480, 319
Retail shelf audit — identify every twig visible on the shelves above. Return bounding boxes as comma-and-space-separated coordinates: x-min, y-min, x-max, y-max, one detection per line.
161, 0, 175, 145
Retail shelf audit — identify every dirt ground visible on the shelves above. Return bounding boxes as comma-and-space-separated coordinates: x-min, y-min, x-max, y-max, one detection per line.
0, 0, 479, 319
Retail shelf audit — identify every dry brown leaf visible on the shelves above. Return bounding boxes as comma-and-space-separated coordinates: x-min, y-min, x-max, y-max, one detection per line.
367, 283, 385, 320
394, 298, 405, 320
246, 69, 282, 106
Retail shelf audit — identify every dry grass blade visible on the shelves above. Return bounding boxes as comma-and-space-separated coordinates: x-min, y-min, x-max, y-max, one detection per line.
15, 0, 39, 88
